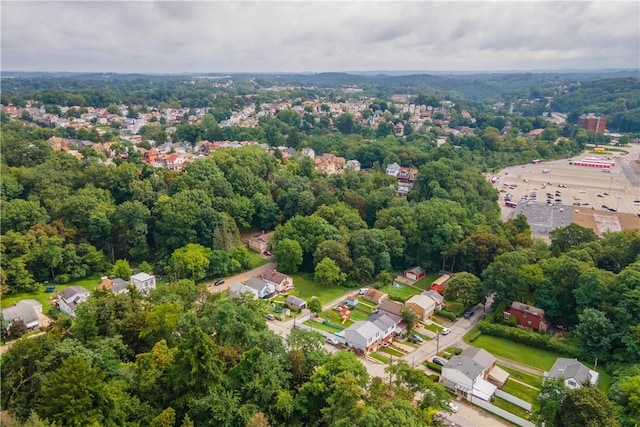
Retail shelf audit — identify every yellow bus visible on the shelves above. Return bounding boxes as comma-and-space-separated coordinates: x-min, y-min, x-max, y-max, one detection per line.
593, 147, 606, 153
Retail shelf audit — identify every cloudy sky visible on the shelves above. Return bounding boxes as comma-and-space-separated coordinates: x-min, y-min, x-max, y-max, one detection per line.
2, 1, 639, 73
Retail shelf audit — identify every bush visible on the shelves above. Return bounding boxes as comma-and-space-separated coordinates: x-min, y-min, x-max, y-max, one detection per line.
425, 361, 442, 373
478, 322, 579, 357
435, 309, 456, 321
447, 347, 463, 355
388, 294, 406, 303
468, 330, 482, 342
55, 274, 71, 284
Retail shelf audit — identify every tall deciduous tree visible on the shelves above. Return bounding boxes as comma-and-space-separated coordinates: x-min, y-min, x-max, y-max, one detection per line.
274, 238, 303, 274
557, 386, 619, 427
170, 244, 212, 283
314, 257, 346, 287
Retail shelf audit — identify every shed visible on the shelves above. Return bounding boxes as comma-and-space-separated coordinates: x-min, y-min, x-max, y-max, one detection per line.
285, 295, 307, 311
345, 295, 358, 307
404, 266, 426, 281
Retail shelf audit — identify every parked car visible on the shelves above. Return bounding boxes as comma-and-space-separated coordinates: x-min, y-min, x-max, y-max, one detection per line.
214, 279, 225, 286
359, 287, 370, 295
333, 305, 345, 311
265, 314, 275, 321
432, 357, 447, 366
263, 250, 272, 256
441, 328, 451, 335
409, 333, 424, 343
463, 311, 474, 319
326, 336, 339, 346
443, 400, 459, 413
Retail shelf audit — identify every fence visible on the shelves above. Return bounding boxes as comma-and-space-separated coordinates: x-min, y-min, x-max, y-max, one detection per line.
495, 389, 533, 411
472, 398, 535, 427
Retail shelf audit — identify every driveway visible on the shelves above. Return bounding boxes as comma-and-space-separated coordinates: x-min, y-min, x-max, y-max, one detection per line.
204, 262, 276, 293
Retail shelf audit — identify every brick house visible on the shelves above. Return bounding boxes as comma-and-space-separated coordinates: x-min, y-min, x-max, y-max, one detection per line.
504, 301, 549, 332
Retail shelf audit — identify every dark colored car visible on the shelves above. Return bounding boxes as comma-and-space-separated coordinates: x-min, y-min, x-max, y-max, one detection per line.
214, 279, 225, 286
463, 311, 474, 319
265, 314, 275, 321
263, 250, 272, 256
432, 357, 447, 366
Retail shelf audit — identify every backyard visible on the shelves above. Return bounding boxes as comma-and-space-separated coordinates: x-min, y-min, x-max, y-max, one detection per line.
1, 277, 101, 313
411, 273, 440, 290
289, 273, 352, 303
377, 282, 422, 302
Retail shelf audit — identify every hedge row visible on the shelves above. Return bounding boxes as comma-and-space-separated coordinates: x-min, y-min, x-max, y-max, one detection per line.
478, 322, 579, 357
425, 361, 442, 373
435, 309, 456, 321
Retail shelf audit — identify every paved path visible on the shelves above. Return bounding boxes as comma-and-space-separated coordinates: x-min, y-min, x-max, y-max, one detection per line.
494, 356, 546, 376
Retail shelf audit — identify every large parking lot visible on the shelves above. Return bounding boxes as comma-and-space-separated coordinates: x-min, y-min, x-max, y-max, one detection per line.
493, 145, 640, 238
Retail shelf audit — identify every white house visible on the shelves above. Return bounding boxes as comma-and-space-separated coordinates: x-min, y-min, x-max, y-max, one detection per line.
2, 300, 42, 330
58, 286, 91, 318
344, 320, 383, 353
404, 294, 436, 321
246, 277, 276, 299
422, 290, 445, 310
130, 272, 156, 295
368, 312, 397, 342
229, 283, 259, 299
441, 355, 497, 401
385, 162, 401, 177
345, 159, 361, 171
545, 358, 599, 389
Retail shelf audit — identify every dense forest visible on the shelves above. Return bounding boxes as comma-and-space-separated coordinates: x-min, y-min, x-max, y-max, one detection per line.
1, 75, 639, 426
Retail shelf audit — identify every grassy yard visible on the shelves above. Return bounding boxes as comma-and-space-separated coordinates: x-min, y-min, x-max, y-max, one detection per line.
499, 365, 543, 389
492, 397, 531, 420
503, 379, 539, 404
289, 273, 352, 303
444, 301, 464, 316
369, 352, 390, 364
377, 282, 422, 302
302, 320, 345, 334
1, 276, 102, 313
464, 334, 559, 371
247, 252, 270, 269
412, 273, 439, 290
379, 346, 405, 357
348, 308, 371, 321
318, 309, 355, 328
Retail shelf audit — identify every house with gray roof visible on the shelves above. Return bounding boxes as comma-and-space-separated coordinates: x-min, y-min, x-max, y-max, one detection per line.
229, 283, 259, 299
130, 272, 156, 295
58, 286, 90, 318
441, 354, 498, 401
2, 300, 42, 330
460, 347, 510, 388
422, 289, 445, 310
368, 312, 397, 342
344, 320, 384, 353
546, 358, 599, 389
246, 277, 276, 299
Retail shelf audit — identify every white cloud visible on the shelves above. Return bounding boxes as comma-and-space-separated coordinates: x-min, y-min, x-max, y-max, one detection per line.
1, 1, 638, 72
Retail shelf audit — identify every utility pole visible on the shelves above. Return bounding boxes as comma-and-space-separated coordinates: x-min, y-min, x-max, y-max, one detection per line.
436, 327, 440, 355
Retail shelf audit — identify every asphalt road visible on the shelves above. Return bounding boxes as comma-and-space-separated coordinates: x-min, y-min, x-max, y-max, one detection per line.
204, 261, 276, 294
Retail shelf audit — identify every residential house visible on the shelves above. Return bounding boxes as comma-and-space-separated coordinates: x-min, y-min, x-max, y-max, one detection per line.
385, 162, 401, 177
2, 300, 42, 330
58, 286, 90, 318
246, 277, 276, 299
504, 301, 549, 332
422, 290, 445, 310
396, 167, 418, 196
344, 320, 383, 353
362, 289, 388, 305
300, 147, 315, 159
345, 295, 358, 308
229, 283, 259, 299
285, 295, 307, 311
314, 153, 346, 175
97, 277, 128, 295
248, 232, 273, 253
405, 294, 436, 321
259, 269, 293, 293
378, 299, 403, 317
368, 312, 397, 343
460, 347, 509, 388
164, 153, 187, 170
441, 355, 497, 402
130, 272, 156, 295
429, 274, 451, 295
546, 358, 599, 389
404, 266, 426, 281
345, 159, 361, 171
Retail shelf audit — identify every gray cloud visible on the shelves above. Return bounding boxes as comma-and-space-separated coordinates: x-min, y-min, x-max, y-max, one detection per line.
1, 1, 638, 73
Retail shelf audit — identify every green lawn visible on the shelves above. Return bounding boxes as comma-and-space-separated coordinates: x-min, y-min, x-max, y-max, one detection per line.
303, 320, 345, 334
464, 334, 559, 371
247, 252, 270, 269
412, 273, 439, 290
503, 379, 539, 404
444, 301, 464, 316
348, 308, 371, 321
379, 346, 405, 357
369, 352, 390, 364
498, 365, 543, 389
289, 273, 352, 303
492, 397, 531, 420
318, 309, 355, 328
1, 276, 102, 313
595, 366, 612, 393
377, 282, 422, 302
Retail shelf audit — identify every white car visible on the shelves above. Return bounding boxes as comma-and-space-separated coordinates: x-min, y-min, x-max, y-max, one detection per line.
443, 400, 458, 413
326, 336, 340, 346
441, 328, 451, 335
359, 288, 369, 295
